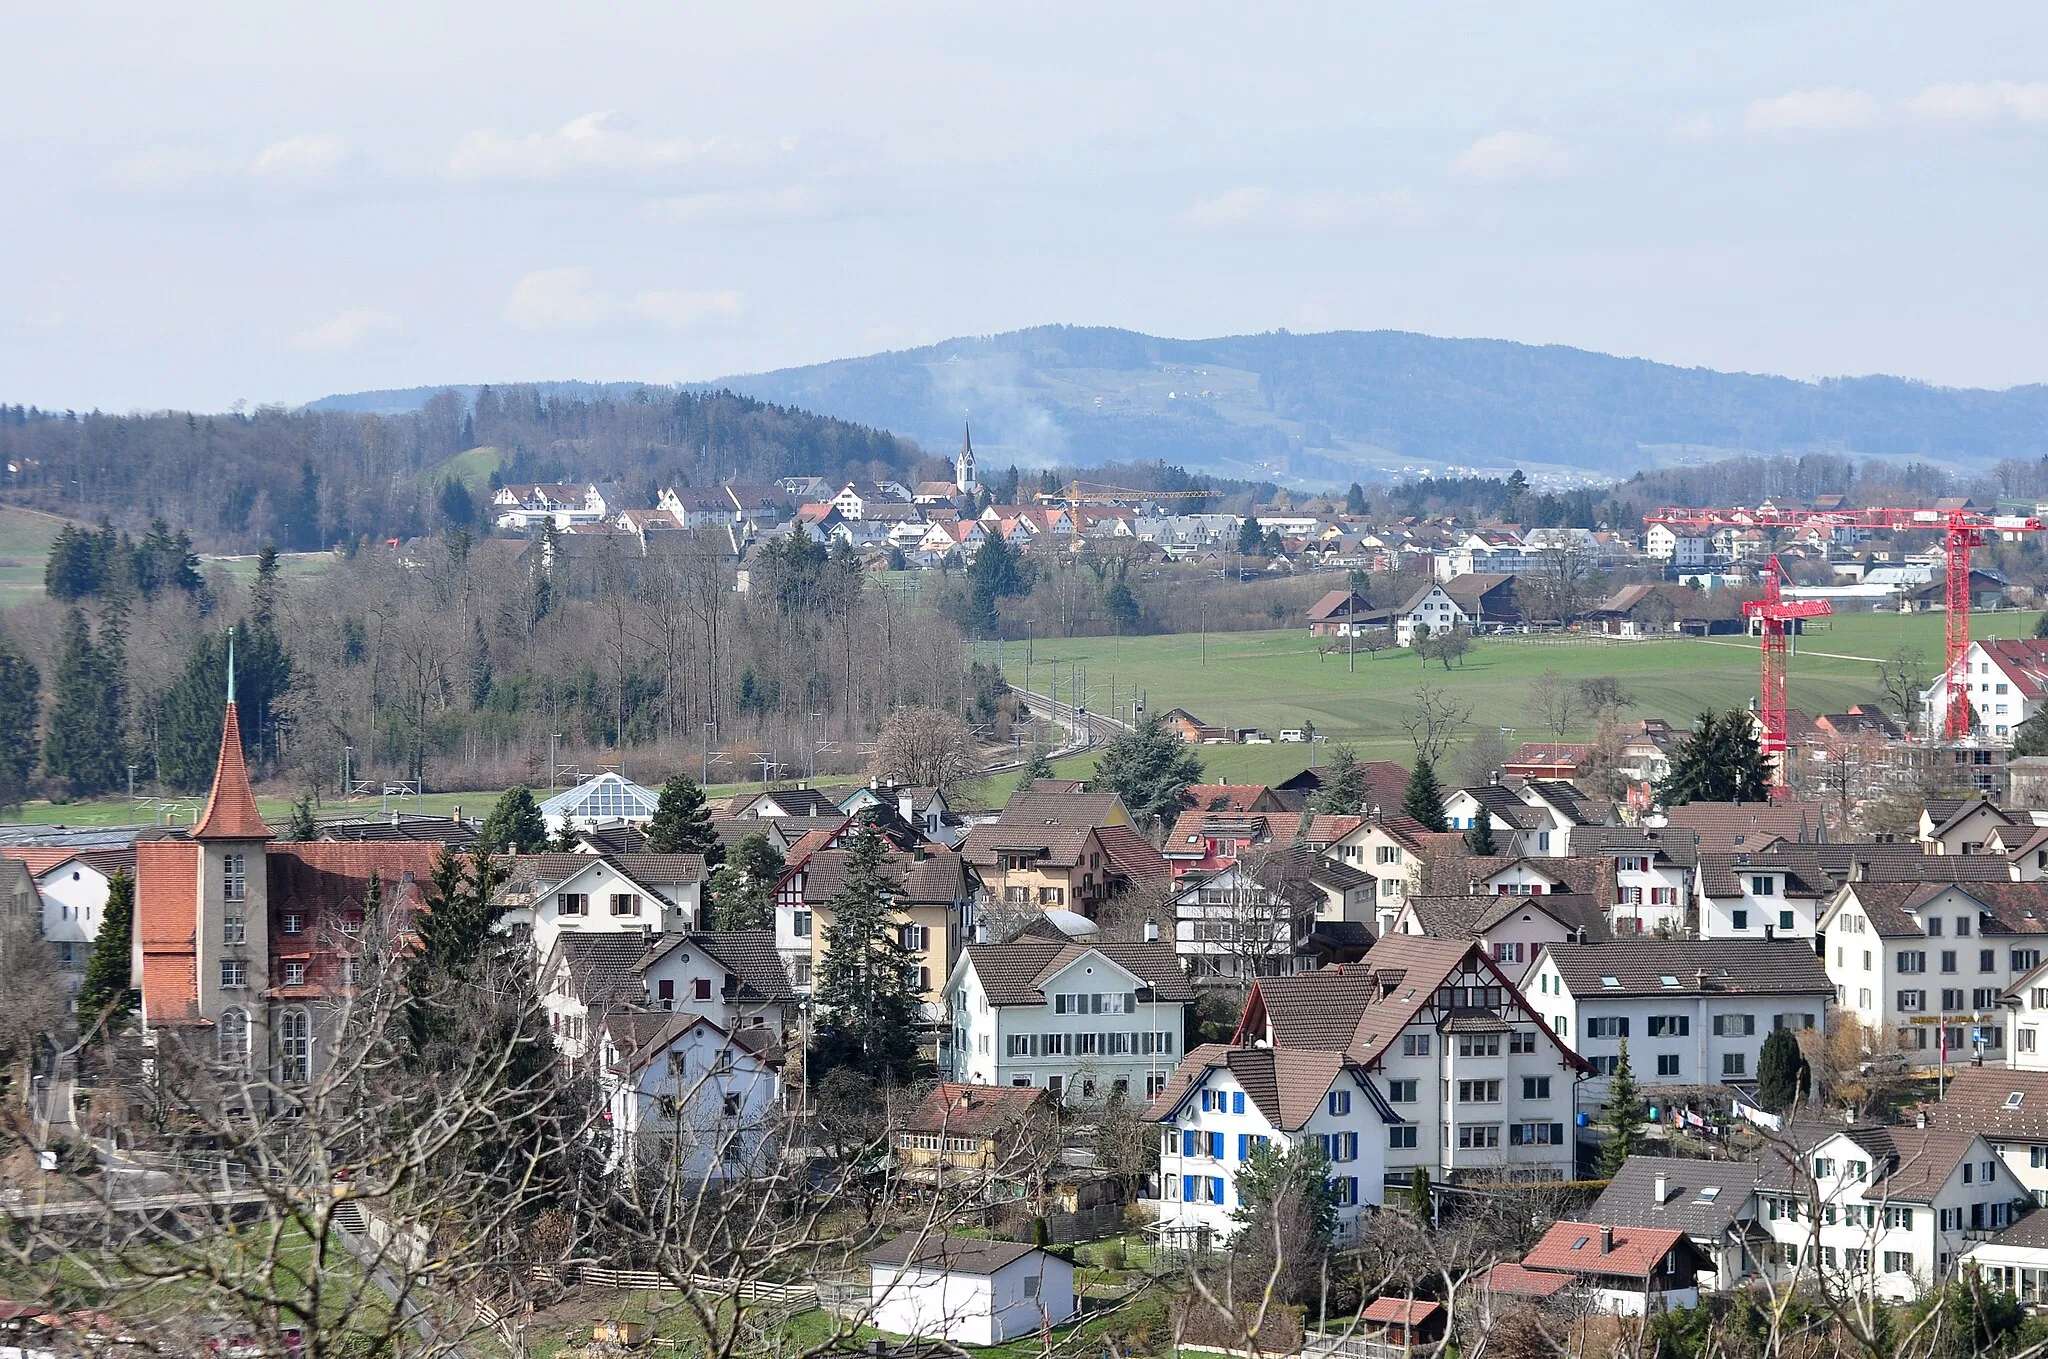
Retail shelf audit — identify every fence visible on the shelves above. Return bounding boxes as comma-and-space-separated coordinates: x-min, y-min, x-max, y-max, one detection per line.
533, 1262, 818, 1309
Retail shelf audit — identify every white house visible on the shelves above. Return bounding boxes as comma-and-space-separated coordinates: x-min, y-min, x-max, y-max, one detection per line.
946, 936, 1192, 1104
1440, 786, 1592, 859
17, 848, 126, 985
1392, 584, 1471, 647
499, 852, 706, 966
1818, 880, 2045, 1068
1919, 797, 2034, 856
1695, 852, 1832, 941
633, 929, 798, 1039
1151, 1044, 1388, 1246
1321, 815, 1432, 931
2003, 958, 2048, 1071
1236, 935, 1588, 1192
1527, 939, 1833, 1095
1169, 847, 1371, 984
601, 1011, 783, 1183
867, 1236, 1074, 1347
1919, 640, 2048, 744
538, 773, 660, 833
1926, 1066, 2048, 1206
1391, 891, 1610, 974
1588, 829, 1695, 937
1645, 524, 1710, 568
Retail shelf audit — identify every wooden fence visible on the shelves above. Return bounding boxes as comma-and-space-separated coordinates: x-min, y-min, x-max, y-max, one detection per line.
531, 1261, 817, 1308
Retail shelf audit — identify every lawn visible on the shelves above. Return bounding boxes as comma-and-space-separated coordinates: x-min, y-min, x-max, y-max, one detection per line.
0, 504, 77, 610
975, 608, 2044, 774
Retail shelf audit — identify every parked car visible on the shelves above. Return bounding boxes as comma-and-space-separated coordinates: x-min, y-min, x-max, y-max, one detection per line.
1278, 729, 1306, 743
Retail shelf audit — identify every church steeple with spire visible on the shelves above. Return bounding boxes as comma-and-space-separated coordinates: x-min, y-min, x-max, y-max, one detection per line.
192, 628, 273, 842
955, 418, 979, 494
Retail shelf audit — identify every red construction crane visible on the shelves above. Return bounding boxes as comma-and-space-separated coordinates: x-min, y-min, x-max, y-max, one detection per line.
1744, 555, 1832, 793
1645, 505, 2045, 742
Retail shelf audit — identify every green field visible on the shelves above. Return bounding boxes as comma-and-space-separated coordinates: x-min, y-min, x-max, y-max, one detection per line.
980, 609, 2043, 778
0, 504, 76, 609
422, 444, 504, 494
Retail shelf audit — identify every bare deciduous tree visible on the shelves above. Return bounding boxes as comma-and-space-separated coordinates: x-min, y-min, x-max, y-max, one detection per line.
869, 704, 978, 792
1525, 668, 1578, 739
1402, 682, 1473, 764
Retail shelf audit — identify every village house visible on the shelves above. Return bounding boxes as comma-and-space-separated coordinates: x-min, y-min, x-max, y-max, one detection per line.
1526, 939, 1833, 1095
1694, 851, 1834, 940
894, 1082, 1058, 1188
1169, 845, 1375, 983
778, 845, 976, 1026
2, 846, 128, 983
1589, 827, 1697, 936
633, 929, 798, 1040
866, 1236, 1074, 1347
600, 1011, 783, 1183
1926, 1066, 2048, 1206
1585, 1156, 1769, 1290
1389, 891, 1609, 973
1501, 1221, 1704, 1315
495, 852, 707, 966
958, 788, 1160, 916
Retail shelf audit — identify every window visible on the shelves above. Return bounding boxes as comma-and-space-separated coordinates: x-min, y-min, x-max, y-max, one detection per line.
1646, 1015, 1690, 1037
793, 910, 812, 938
1975, 987, 2000, 1009
2016, 949, 2044, 972
1981, 949, 1996, 973
1232, 1092, 1246, 1115
557, 892, 588, 917
1940, 950, 1957, 974
1899, 951, 1926, 974
693, 978, 713, 1001
1712, 1013, 1755, 1037
1883, 1251, 1913, 1274
1779, 910, 1794, 932
1389, 1126, 1418, 1149
223, 853, 246, 902
283, 962, 306, 987
221, 959, 246, 989
282, 913, 303, 935
1927, 917, 1944, 937
223, 915, 245, 945
1958, 916, 1972, 937
1458, 1080, 1501, 1104
218, 1007, 250, 1066
1321, 1132, 1360, 1162
1752, 876, 1776, 897
1022, 1274, 1038, 1300
1586, 1017, 1629, 1039
342, 960, 359, 986
1458, 1033, 1501, 1058
1723, 1053, 1746, 1076
610, 893, 641, 917
1589, 1055, 1620, 1076
1402, 1033, 1430, 1057
1732, 909, 1748, 930
1522, 1076, 1551, 1099
1657, 1054, 1681, 1076
1509, 1123, 1564, 1146
1037, 886, 1065, 905
340, 914, 361, 935
793, 959, 812, 986
657, 978, 675, 1004
1510, 1029, 1537, 1054
1376, 845, 1399, 865
1457, 1124, 1500, 1149
1388, 1080, 1417, 1103
1328, 1090, 1353, 1116
280, 1008, 310, 1082
1899, 989, 1925, 1011
1941, 988, 1964, 1011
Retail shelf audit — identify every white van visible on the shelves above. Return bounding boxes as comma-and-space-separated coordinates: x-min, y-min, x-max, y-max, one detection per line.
1278, 729, 1306, 743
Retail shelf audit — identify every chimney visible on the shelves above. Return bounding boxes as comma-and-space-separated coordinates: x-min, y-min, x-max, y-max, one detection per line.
1144, 918, 1160, 943
453, 805, 461, 823
975, 921, 988, 944
1916, 1111, 1928, 1130
1654, 1173, 1668, 1206
1600, 1226, 1615, 1254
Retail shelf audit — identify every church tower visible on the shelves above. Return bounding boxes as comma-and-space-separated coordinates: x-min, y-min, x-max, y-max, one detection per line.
955, 419, 978, 495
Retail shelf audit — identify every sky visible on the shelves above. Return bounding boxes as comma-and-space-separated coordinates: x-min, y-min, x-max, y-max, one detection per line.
6, 2, 2048, 412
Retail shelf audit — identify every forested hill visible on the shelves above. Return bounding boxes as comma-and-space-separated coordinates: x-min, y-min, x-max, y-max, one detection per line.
305, 327, 2048, 486
0, 388, 922, 551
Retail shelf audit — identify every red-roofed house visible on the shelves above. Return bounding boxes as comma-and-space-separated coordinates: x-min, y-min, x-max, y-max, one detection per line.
1502, 743, 1592, 781
1923, 638, 2048, 743
1515, 1220, 1703, 1314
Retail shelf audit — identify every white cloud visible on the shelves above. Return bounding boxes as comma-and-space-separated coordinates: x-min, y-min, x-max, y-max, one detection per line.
251, 132, 351, 177
632, 289, 744, 327
1908, 80, 2048, 124
294, 307, 400, 352
643, 186, 829, 224
450, 111, 735, 181
1450, 131, 1574, 183
1179, 186, 1425, 231
1744, 87, 1880, 134
504, 267, 742, 333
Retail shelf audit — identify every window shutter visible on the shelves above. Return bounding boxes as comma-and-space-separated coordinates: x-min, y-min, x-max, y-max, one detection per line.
1232, 1092, 1245, 1115
1183, 1130, 1197, 1157
1211, 1177, 1224, 1204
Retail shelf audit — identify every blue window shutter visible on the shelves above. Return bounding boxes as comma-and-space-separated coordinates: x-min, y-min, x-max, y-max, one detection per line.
1233, 1092, 1245, 1115
1212, 1177, 1224, 1204
1183, 1175, 1195, 1201
1347, 1133, 1358, 1159
1237, 1133, 1248, 1160
1327, 1092, 1337, 1116
1183, 1129, 1197, 1157
1210, 1131, 1224, 1159
1349, 1176, 1359, 1204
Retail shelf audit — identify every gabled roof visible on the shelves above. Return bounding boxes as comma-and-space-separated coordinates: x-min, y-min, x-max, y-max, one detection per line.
1924, 1067, 2048, 1143
192, 701, 273, 841
866, 1234, 1040, 1275
1843, 1126, 1984, 1202
960, 938, 1192, 1007
604, 1010, 751, 1075
1482, 1262, 1574, 1301
902, 1082, 1053, 1138
634, 929, 796, 1005
1656, 802, 1810, 856
1977, 641, 2048, 700
1543, 939, 1833, 999
1417, 853, 1617, 909
544, 932, 656, 1011
1834, 879, 2048, 939
798, 847, 972, 907
1522, 780, 1604, 826
1453, 785, 1542, 830
1522, 1221, 1688, 1281
1404, 892, 1611, 943
1590, 826, 1700, 869
1184, 784, 1283, 812
1502, 742, 1590, 772
1094, 824, 1170, 883
1144, 1043, 1350, 1131
1696, 852, 1834, 899
1438, 572, 1519, 615
1587, 1156, 1757, 1238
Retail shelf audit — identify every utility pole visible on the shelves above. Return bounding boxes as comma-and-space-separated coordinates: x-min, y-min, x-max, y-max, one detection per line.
549, 733, 561, 791
702, 722, 714, 784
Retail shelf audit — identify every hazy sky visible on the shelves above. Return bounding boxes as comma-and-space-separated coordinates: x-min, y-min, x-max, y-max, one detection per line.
7, 2, 2048, 411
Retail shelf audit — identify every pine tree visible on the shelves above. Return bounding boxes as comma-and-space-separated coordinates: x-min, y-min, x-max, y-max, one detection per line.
77, 868, 137, 1040
0, 631, 39, 807
1597, 1040, 1647, 1176
156, 632, 228, 792
1309, 744, 1368, 815
706, 832, 786, 931
1656, 710, 1771, 805
479, 785, 549, 854
1402, 757, 1448, 832
1236, 516, 1263, 557
646, 775, 723, 863
811, 820, 923, 1084
285, 796, 319, 842
1756, 1027, 1809, 1112
43, 608, 124, 797
1092, 713, 1204, 827
1016, 745, 1055, 786
2016, 712, 2048, 758
1464, 805, 1498, 855
1345, 483, 1368, 516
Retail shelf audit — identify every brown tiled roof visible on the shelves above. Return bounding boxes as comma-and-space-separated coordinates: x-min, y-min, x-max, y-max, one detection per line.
901, 1083, 1052, 1138
1185, 784, 1281, 812
1303, 815, 1363, 847
1094, 825, 1169, 884
1657, 802, 1810, 856
798, 848, 971, 906
1588, 827, 1700, 869
1545, 939, 1832, 999
1503, 742, 1591, 772
605, 1010, 717, 1074
1143, 1043, 1349, 1131
635, 929, 796, 1004
0, 848, 83, 876
962, 938, 1193, 1007
192, 701, 273, 841
1836, 880, 2048, 939
1848, 1126, 1983, 1202
1586, 1156, 1758, 1237
1522, 1221, 1686, 1280
544, 932, 655, 1010
1405, 892, 1610, 943
1417, 854, 1617, 910
1924, 1067, 2048, 1142
1697, 852, 1835, 899
960, 822, 1093, 870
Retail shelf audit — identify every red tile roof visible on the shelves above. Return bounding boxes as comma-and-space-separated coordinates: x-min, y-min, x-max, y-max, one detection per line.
1981, 640, 2048, 700
0, 848, 76, 876
1482, 1262, 1574, 1300
135, 841, 201, 1024
902, 1083, 1053, 1138
1522, 1220, 1686, 1280
1361, 1298, 1441, 1327
1094, 824, 1169, 884
192, 702, 273, 841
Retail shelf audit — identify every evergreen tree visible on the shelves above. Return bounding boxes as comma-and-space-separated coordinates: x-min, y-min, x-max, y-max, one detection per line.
706, 832, 786, 931
1091, 712, 1204, 828
1402, 757, 1448, 832
1236, 516, 1263, 557
811, 820, 923, 1084
2016, 711, 2048, 758
155, 633, 229, 792
1656, 710, 1771, 805
478, 785, 549, 854
2035, 611, 2048, 640
285, 796, 319, 842
1309, 744, 1368, 815
646, 774, 723, 863
467, 615, 493, 709
1016, 744, 1056, 786
1756, 1026, 1809, 1111
76, 868, 137, 1040
43, 608, 125, 797
438, 476, 476, 527
0, 631, 39, 808
1597, 1040, 1647, 1176
1464, 805, 1498, 855
1345, 483, 1368, 516
249, 545, 282, 630
406, 845, 512, 1052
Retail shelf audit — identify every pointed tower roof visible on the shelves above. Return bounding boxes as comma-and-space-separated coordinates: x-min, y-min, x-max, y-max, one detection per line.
192, 634, 272, 841
961, 419, 973, 455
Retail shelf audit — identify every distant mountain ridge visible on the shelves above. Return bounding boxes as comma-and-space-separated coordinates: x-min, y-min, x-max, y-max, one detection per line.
308, 326, 2048, 484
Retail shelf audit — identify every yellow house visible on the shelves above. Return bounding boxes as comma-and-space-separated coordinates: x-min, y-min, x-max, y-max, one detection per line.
960, 788, 1164, 915
796, 846, 976, 1024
